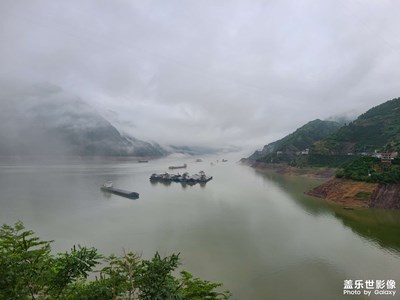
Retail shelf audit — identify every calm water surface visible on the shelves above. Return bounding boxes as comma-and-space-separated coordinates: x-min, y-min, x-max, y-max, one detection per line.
1, 155, 400, 299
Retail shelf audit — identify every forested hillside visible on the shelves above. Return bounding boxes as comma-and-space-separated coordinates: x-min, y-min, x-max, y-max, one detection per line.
248, 119, 342, 163
248, 97, 400, 169
313, 97, 400, 155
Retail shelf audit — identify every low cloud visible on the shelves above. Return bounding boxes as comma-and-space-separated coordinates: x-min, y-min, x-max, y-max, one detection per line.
1, 0, 400, 151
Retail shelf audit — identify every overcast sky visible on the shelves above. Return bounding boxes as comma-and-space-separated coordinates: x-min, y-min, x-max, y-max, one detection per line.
1, 0, 400, 152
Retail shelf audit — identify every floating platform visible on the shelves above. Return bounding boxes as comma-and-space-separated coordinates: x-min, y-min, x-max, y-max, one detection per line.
150, 171, 212, 185
101, 185, 139, 199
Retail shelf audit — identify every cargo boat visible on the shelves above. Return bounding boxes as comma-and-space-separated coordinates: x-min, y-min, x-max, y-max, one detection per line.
101, 181, 139, 199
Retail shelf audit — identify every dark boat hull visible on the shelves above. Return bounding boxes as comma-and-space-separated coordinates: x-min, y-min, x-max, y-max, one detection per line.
101, 187, 139, 199
150, 174, 213, 184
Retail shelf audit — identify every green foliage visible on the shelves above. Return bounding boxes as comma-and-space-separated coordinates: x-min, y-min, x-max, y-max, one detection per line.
336, 157, 400, 183
135, 252, 181, 300
393, 157, 400, 165
315, 97, 400, 155
179, 271, 231, 300
0, 222, 231, 300
0, 221, 101, 300
48, 245, 100, 298
250, 97, 400, 170
317, 154, 358, 167
354, 191, 372, 202
249, 119, 342, 162
0, 221, 53, 299
296, 154, 358, 168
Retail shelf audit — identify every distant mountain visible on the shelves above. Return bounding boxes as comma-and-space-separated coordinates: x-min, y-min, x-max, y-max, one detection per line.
314, 97, 400, 155
0, 83, 167, 157
166, 145, 240, 156
248, 119, 342, 162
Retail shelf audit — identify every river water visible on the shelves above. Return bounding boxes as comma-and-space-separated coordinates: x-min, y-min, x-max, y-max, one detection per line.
1, 154, 399, 299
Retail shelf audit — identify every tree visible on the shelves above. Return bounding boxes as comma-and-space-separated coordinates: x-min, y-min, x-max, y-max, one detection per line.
0, 222, 231, 299
179, 271, 231, 300
0, 221, 100, 300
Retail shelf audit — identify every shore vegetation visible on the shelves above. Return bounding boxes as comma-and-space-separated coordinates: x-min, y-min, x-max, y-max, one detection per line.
0, 221, 231, 300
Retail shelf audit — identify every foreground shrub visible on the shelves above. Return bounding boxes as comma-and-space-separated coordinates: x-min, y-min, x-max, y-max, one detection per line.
0, 221, 231, 300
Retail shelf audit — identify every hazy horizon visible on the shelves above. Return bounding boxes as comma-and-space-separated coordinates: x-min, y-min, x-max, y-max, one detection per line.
1, 0, 400, 151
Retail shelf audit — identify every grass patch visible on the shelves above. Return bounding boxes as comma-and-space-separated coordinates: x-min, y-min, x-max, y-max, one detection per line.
354, 191, 372, 202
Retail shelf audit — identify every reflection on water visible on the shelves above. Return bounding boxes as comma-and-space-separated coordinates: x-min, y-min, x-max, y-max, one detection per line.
254, 168, 335, 216
0, 156, 399, 300
150, 179, 208, 189
332, 208, 400, 255
254, 168, 400, 256
101, 190, 112, 199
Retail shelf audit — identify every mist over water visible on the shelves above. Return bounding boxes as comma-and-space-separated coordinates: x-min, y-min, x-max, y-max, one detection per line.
1, 155, 399, 299
2, 1, 400, 149
1, 1, 400, 298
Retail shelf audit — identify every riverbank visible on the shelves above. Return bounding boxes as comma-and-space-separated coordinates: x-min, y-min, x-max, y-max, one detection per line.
306, 178, 379, 208
241, 159, 336, 179
242, 159, 400, 209
306, 179, 400, 209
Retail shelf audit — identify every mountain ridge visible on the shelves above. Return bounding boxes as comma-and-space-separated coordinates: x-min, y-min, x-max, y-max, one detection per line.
313, 97, 400, 155
0, 83, 167, 157
248, 97, 400, 165
248, 119, 342, 162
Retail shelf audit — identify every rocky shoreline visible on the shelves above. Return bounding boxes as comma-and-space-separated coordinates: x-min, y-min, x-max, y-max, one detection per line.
306, 178, 378, 208
242, 159, 400, 209
306, 179, 400, 209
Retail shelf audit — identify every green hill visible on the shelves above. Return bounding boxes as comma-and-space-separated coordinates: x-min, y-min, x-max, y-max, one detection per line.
248, 97, 400, 177
248, 119, 342, 163
314, 97, 400, 155
248, 97, 400, 168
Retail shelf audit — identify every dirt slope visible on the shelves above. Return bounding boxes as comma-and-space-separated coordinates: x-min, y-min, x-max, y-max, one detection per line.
306, 179, 379, 208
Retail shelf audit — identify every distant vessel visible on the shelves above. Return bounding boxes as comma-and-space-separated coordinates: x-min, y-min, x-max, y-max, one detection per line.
195, 159, 203, 162
101, 181, 139, 199
168, 163, 187, 170
222, 159, 228, 162
138, 160, 148, 163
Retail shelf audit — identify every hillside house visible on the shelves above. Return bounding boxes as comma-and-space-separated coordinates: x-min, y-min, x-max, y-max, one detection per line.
296, 148, 310, 155
381, 152, 398, 163
301, 148, 309, 155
